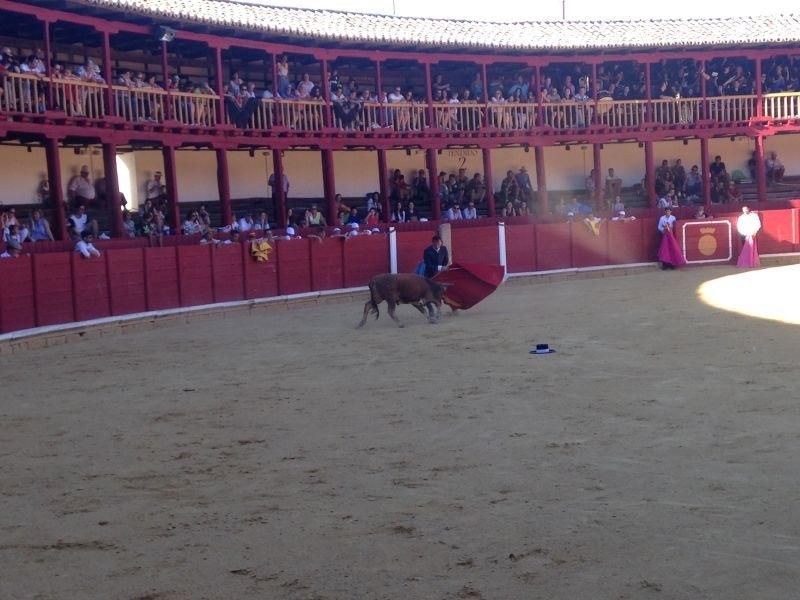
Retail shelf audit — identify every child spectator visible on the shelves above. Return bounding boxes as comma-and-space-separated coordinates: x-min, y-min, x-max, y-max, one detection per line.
75, 230, 100, 258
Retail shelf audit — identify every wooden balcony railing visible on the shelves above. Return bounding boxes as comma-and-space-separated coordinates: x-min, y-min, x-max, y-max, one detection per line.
1, 72, 46, 114
707, 94, 755, 122
540, 101, 591, 129
650, 98, 703, 125
595, 98, 644, 128
763, 92, 800, 120
278, 99, 325, 131
486, 102, 537, 129
52, 77, 106, 119
433, 103, 485, 131
170, 91, 218, 127
113, 86, 166, 122
383, 102, 428, 131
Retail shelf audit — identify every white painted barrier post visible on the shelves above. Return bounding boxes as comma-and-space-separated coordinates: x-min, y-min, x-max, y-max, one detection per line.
498, 221, 508, 281
389, 227, 398, 274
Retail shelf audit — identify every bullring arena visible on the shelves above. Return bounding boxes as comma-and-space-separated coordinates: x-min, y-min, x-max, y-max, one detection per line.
4, 0, 800, 598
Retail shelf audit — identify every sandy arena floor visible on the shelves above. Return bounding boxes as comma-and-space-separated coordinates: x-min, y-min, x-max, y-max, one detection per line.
2, 265, 800, 600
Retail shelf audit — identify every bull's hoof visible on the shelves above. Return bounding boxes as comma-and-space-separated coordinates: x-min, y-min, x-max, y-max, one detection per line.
397, 323, 405, 328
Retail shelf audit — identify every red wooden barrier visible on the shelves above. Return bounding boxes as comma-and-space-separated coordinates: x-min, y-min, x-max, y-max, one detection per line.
33, 253, 74, 326
277, 239, 312, 295
452, 226, 500, 265
535, 223, 572, 271
640, 218, 661, 263
144, 247, 181, 310
212, 243, 245, 302
571, 221, 608, 268
343, 235, 390, 288
107, 248, 147, 316
758, 208, 796, 254
71, 253, 111, 322
0, 255, 35, 333
177, 245, 214, 307
243, 241, 279, 299
505, 224, 536, 273
607, 220, 645, 265
396, 230, 433, 274
310, 237, 344, 291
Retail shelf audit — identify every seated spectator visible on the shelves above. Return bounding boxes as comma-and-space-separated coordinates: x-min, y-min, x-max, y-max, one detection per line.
391, 201, 406, 223
517, 201, 531, 216
694, 207, 712, 219
412, 170, 429, 203
0, 239, 22, 258
183, 210, 204, 235
286, 208, 301, 229
198, 204, 211, 227
686, 165, 702, 199
709, 155, 728, 186
255, 211, 270, 231
75, 230, 101, 258
501, 201, 516, 218
29, 208, 54, 242
365, 208, 380, 227
68, 205, 99, 240
2, 207, 29, 242
446, 203, 463, 221
499, 170, 519, 204
465, 173, 486, 205
766, 152, 785, 184
347, 207, 360, 225
553, 197, 567, 217
346, 222, 362, 238
366, 193, 382, 215
406, 201, 420, 222
612, 196, 625, 212
611, 210, 636, 222
68, 165, 96, 208
462, 200, 478, 219
199, 229, 218, 245
122, 210, 136, 238
238, 213, 256, 232
605, 168, 622, 200
711, 180, 729, 203
672, 159, 687, 197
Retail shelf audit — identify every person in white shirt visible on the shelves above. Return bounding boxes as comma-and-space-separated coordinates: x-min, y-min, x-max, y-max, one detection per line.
75, 231, 101, 258
68, 205, 99, 240
736, 206, 762, 268
766, 152, 785, 184
612, 196, 625, 212
146, 171, 165, 202
268, 172, 290, 200
462, 200, 478, 219
656, 207, 686, 270
446, 203, 463, 221
1, 239, 22, 258
67, 165, 97, 207
296, 73, 315, 99
238, 213, 255, 232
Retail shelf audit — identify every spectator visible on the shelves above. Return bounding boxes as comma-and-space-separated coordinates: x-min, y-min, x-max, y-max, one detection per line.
391, 201, 406, 223
146, 171, 165, 203
501, 201, 516, 218
2, 207, 29, 242
612, 196, 625, 212
276, 55, 290, 95
585, 168, 596, 197
28, 208, 54, 242
465, 173, 486, 205
711, 180, 729, 204
238, 213, 256, 232
68, 205, 99, 240
366, 193, 382, 214
515, 167, 533, 202
255, 211, 270, 231
605, 168, 622, 200
412, 169, 429, 203
672, 159, 687, 197
446, 203, 463, 221
583, 212, 602, 236
766, 152, 785, 184
462, 200, 477, 219
709, 155, 728, 186
0, 239, 22, 258
728, 181, 743, 203
499, 170, 519, 204
67, 165, 96, 208
198, 204, 211, 227
75, 230, 101, 258
365, 208, 380, 227
347, 207, 360, 225
183, 210, 204, 235
517, 201, 531, 216
406, 201, 420, 222
122, 210, 136, 238
269, 170, 290, 201
686, 165, 702, 199
423, 235, 449, 278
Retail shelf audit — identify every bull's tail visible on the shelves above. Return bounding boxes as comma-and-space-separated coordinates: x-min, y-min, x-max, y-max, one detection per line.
368, 280, 380, 320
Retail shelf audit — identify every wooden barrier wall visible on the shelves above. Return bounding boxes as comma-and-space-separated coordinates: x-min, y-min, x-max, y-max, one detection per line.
2, 208, 800, 335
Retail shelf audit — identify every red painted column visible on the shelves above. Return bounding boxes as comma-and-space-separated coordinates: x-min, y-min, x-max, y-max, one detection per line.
536, 64, 545, 128
424, 62, 434, 129
426, 148, 441, 220
102, 30, 115, 116
162, 144, 181, 231
534, 145, 548, 213
321, 149, 337, 224
754, 134, 767, 203
102, 142, 124, 237
44, 137, 67, 240
375, 60, 383, 98
593, 143, 603, 209
216, 147, 232, 227
43, 20, 54, 108
644, 62, 652, 123
161, 40, 173, 121
644, 141, 656, 207
321, 57, 333, 127
482, 147, 495, 216
700, 136, 711, 210
755, 57, 763, 118
377, 149, 390, 217
214, 45, 225, 125
272, 149, 287, 228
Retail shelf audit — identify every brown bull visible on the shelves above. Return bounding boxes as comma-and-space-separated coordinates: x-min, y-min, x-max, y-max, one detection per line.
357, 273, 449, 328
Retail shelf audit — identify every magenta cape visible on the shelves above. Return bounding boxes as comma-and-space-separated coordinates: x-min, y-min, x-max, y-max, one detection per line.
737, 236, 760, 268
432, 262, 505, 310
658, 229, 687, 267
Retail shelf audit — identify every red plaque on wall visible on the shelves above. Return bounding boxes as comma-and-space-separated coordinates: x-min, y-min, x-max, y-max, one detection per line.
680, 220, 733, 264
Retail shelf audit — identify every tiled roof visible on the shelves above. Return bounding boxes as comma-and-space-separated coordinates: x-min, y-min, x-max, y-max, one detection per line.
76, 0, 800, 52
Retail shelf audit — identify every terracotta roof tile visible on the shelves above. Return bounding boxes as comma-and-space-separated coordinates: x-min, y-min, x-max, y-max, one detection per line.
76, 0, 800, 51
